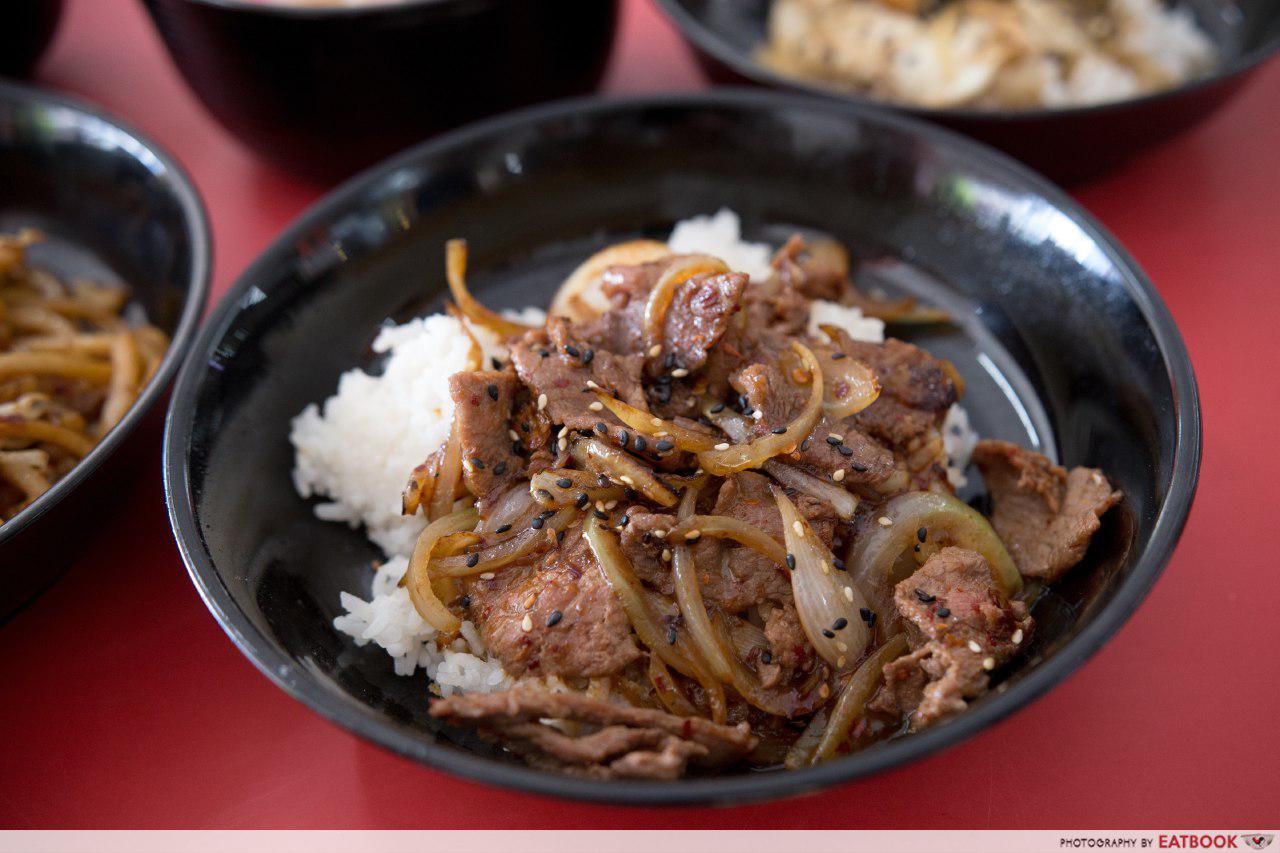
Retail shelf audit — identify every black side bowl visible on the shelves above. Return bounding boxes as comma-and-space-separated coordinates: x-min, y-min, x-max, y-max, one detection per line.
164, 91, 1200, 805
654, 0, 1280, 184
0, 0, 64, 79
0, 80, 210, 619
142, 0, 620, 181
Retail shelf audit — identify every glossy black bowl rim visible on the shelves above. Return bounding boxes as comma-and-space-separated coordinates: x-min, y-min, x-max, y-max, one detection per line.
0, 79, 212, 550
652, 0, 1280, 124
164, 89, 1201, 806
178, 0, 482, 19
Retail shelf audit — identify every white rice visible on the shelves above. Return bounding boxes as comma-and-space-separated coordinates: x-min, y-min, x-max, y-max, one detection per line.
943, 404, 978, 489
296, 210, 977, 696
808, 299, 885, 344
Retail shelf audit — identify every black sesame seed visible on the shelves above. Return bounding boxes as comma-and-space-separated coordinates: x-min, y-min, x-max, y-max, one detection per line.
652, 385, 671, 404
936, 607, 951, 618
785, 553, 796, 571
833, 557, 846, 571
511, 442, 523, 455
486, 383, 499, 401
869, 612, 877, 627
914, 588, 936, 603
655, 439, 675, 452
582, 348, 594, 365
556, 530, 566, 544
709, 402, 725, 413
618, 514, 630, 527
634, 436, 647, 452
564, 344, 580, 357
597, 474, 609, 487
495, 524, 512, 534
530, 516, 545, 530
465, 553, 479, 568
837, 445, 854, 457
822, 629, 835, 639
618, 430, 629, 446
742, 405, 755, 416
801, 437, 812, 451
538, 348, 550, 358
539, 509, 556, 520
469, 456, 485, 469
556, 477, 573, 489
664, 352, 676, 369
546, 610, 563, 627
771, 426, 787, 435
831, 352, 847, 360
491, 357, 504, 370
458, 595, 472, 608
832, 617, 848, 630
594, 422, 608, 435
493, 461, 506, 476
913, 544, 921, 553
593, 509, 609, 520
826, 436, 842, 446
917, 526, 928, 543
536, 488, 553, 500
760, 650, 773, 664
859, 608, 873, 623
667, 627, 678, 645
850, 462, 868, 473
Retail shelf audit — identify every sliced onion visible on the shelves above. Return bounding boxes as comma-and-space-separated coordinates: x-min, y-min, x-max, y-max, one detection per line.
704, 403, 751, 443
550, 239, 672, 322
813, 336, 880, 419
763, 460, 859, 520
433, 506, 577, 578
443, 302, 485, 371
479, 483, 535, 533
810, 634, 908, 764
445, 239, 538, 339
529, 468, 625, 508
774, 487, 870, 671
846, 288, 950, 325
783, 707, 828, 770
642, 255, 729, 353
847, 490, 1022, 627
647, 654, 698, 718
427, 420, 463, 522
696, 342, 823, 476
592, 391, 720, 452
671, 484, 733, 683
402, 506, 480, 633
723, 612, 769, 662
569, 437, 678, 507
666, 514, 789, 568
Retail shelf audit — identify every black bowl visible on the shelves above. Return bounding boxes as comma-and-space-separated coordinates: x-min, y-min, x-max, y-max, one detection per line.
653, 0, 1280, 184
0, 80, 210, 618
0, 0, 64, 79
164, 90, 1200, 804
142, 0, 620, 181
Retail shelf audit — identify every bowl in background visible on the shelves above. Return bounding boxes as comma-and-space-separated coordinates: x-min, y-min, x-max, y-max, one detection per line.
142, 0, 621, 181
653, 0, 1280, 183
164, 91, 1199, 803
0, 0, 64, 79
0, 80, 210, 619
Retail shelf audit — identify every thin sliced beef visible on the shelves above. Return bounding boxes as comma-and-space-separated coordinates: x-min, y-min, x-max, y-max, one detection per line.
761, 602, 811, 688
871, 547, 1033, 730
972, 440, 1122, 583
617, 509, 678, 595
464, 523, 640, 678
770, 233, 851, 303
448, 370, 523, 506
509, 317, 646, 439
429, 688, 757, 779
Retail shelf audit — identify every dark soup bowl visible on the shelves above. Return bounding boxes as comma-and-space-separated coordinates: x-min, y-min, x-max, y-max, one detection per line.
0, 80, 210, 619
654, 0, 1280, 184
0, 0, 64, 79
142, 0, 620, 181
164, 91, 1199, 804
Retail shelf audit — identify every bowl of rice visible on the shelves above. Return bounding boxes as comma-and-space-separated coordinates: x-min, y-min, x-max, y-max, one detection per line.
653, 0, 1280, 182
164, 91, 1198, 803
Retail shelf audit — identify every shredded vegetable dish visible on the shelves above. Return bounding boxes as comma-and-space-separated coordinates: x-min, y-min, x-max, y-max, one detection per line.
305, 222, 1121, 778
0, 230, 168, 523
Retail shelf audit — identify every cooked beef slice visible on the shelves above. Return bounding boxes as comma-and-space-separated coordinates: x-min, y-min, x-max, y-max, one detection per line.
769, 233, 851, 303
972, 439, 1122, 583
429, 688, 757, 779
871, 547, 1033, 730
761, 602, 814, 687
464, 523, 640, 678
509, 317, 647, 438
448, 370, 523, 505
618, 509, 678, 595
841, 336, 959, 414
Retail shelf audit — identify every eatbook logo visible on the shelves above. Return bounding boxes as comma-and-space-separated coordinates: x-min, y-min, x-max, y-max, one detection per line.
1242, 836, 1275, 850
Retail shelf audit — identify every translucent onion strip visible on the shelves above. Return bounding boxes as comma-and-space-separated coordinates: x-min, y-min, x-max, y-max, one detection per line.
529, 468, 625, 508
592, 391, 720, 452
763, 460, 858, 520
433, 506, 578, 577
427, 420, 463, 522
813, 337, 880, 419
666, 514, 789, 568
402, 506, 480, 633
642, 255, 729, 353
647, 654, 699, 718
810, 634, 909, 764
847, 490, 1022, 628
550, 240, 672, 322
774, 487, 870, 670
671, 484, 733, 683
696, 342, 823, 476
570, 437, 678, 507
445, 239, 538, 338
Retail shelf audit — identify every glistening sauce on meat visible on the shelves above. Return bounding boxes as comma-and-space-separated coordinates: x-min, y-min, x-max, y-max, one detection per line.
325, 229, 1121, 779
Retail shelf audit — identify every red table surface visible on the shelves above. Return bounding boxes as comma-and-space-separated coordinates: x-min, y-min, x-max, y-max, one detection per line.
1, 0, 1277, 831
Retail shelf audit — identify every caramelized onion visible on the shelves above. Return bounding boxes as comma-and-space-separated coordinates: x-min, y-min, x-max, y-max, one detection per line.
848, 490, 1021, 627
696, 342, 823, 476
671, 485, 733, 683
763, 460, 858, 520
403, 506, 480, 633
445, 239, 538, 339
426, 420, 463, 522
811, 634, 909, 764
569, 437, 678, 507
666, 515, 789, 568
550, 240, 672, 322
592, 390, 720, 452
529, 468, 625, 508
814, 337, 880, 419
433, 506, 577, 577
775, 487, 870, 670
642, 255, 729, 353
444, 302, 484, 371
479, 483, 535, 532
647, 654, 699, 718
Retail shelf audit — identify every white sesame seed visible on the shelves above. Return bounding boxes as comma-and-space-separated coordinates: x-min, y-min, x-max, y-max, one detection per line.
586, 380, 599, 389
521, 614, 533, 632
523, 594, 537, 610
537, 393, 547, 411
843, 587, 854, 601
792, 520, 804, 535
819, 683, 831, 698
684, 529, 701, 541
653, 529, 667, 539
714, 442, 730, 451
648, 344, 662, 358
982, 657, 995, 671
557, 425, 568, 438
837, 656, 847, 668
968, 640, 982, 653
836, 641, 848, 652
661, 548, 672, 562
752, 409, 763, 420
829, 433, 844, 442
605, 500, 618, 510
557, 437, 567, 452
480, 572, 495, 580
820, 561, 830, 575
832, 469, 846, 482
508, 429, 519, 441
1012, 629, 1024, 645
1092, 471, 1103, 484
877, 516, 893, 527
671, 368, 689, 378
595, 500, 605, 512
620, 474, 635, 486
655, 431, 669, 438
588, 401, 604, 412
651, 417, 662, 427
